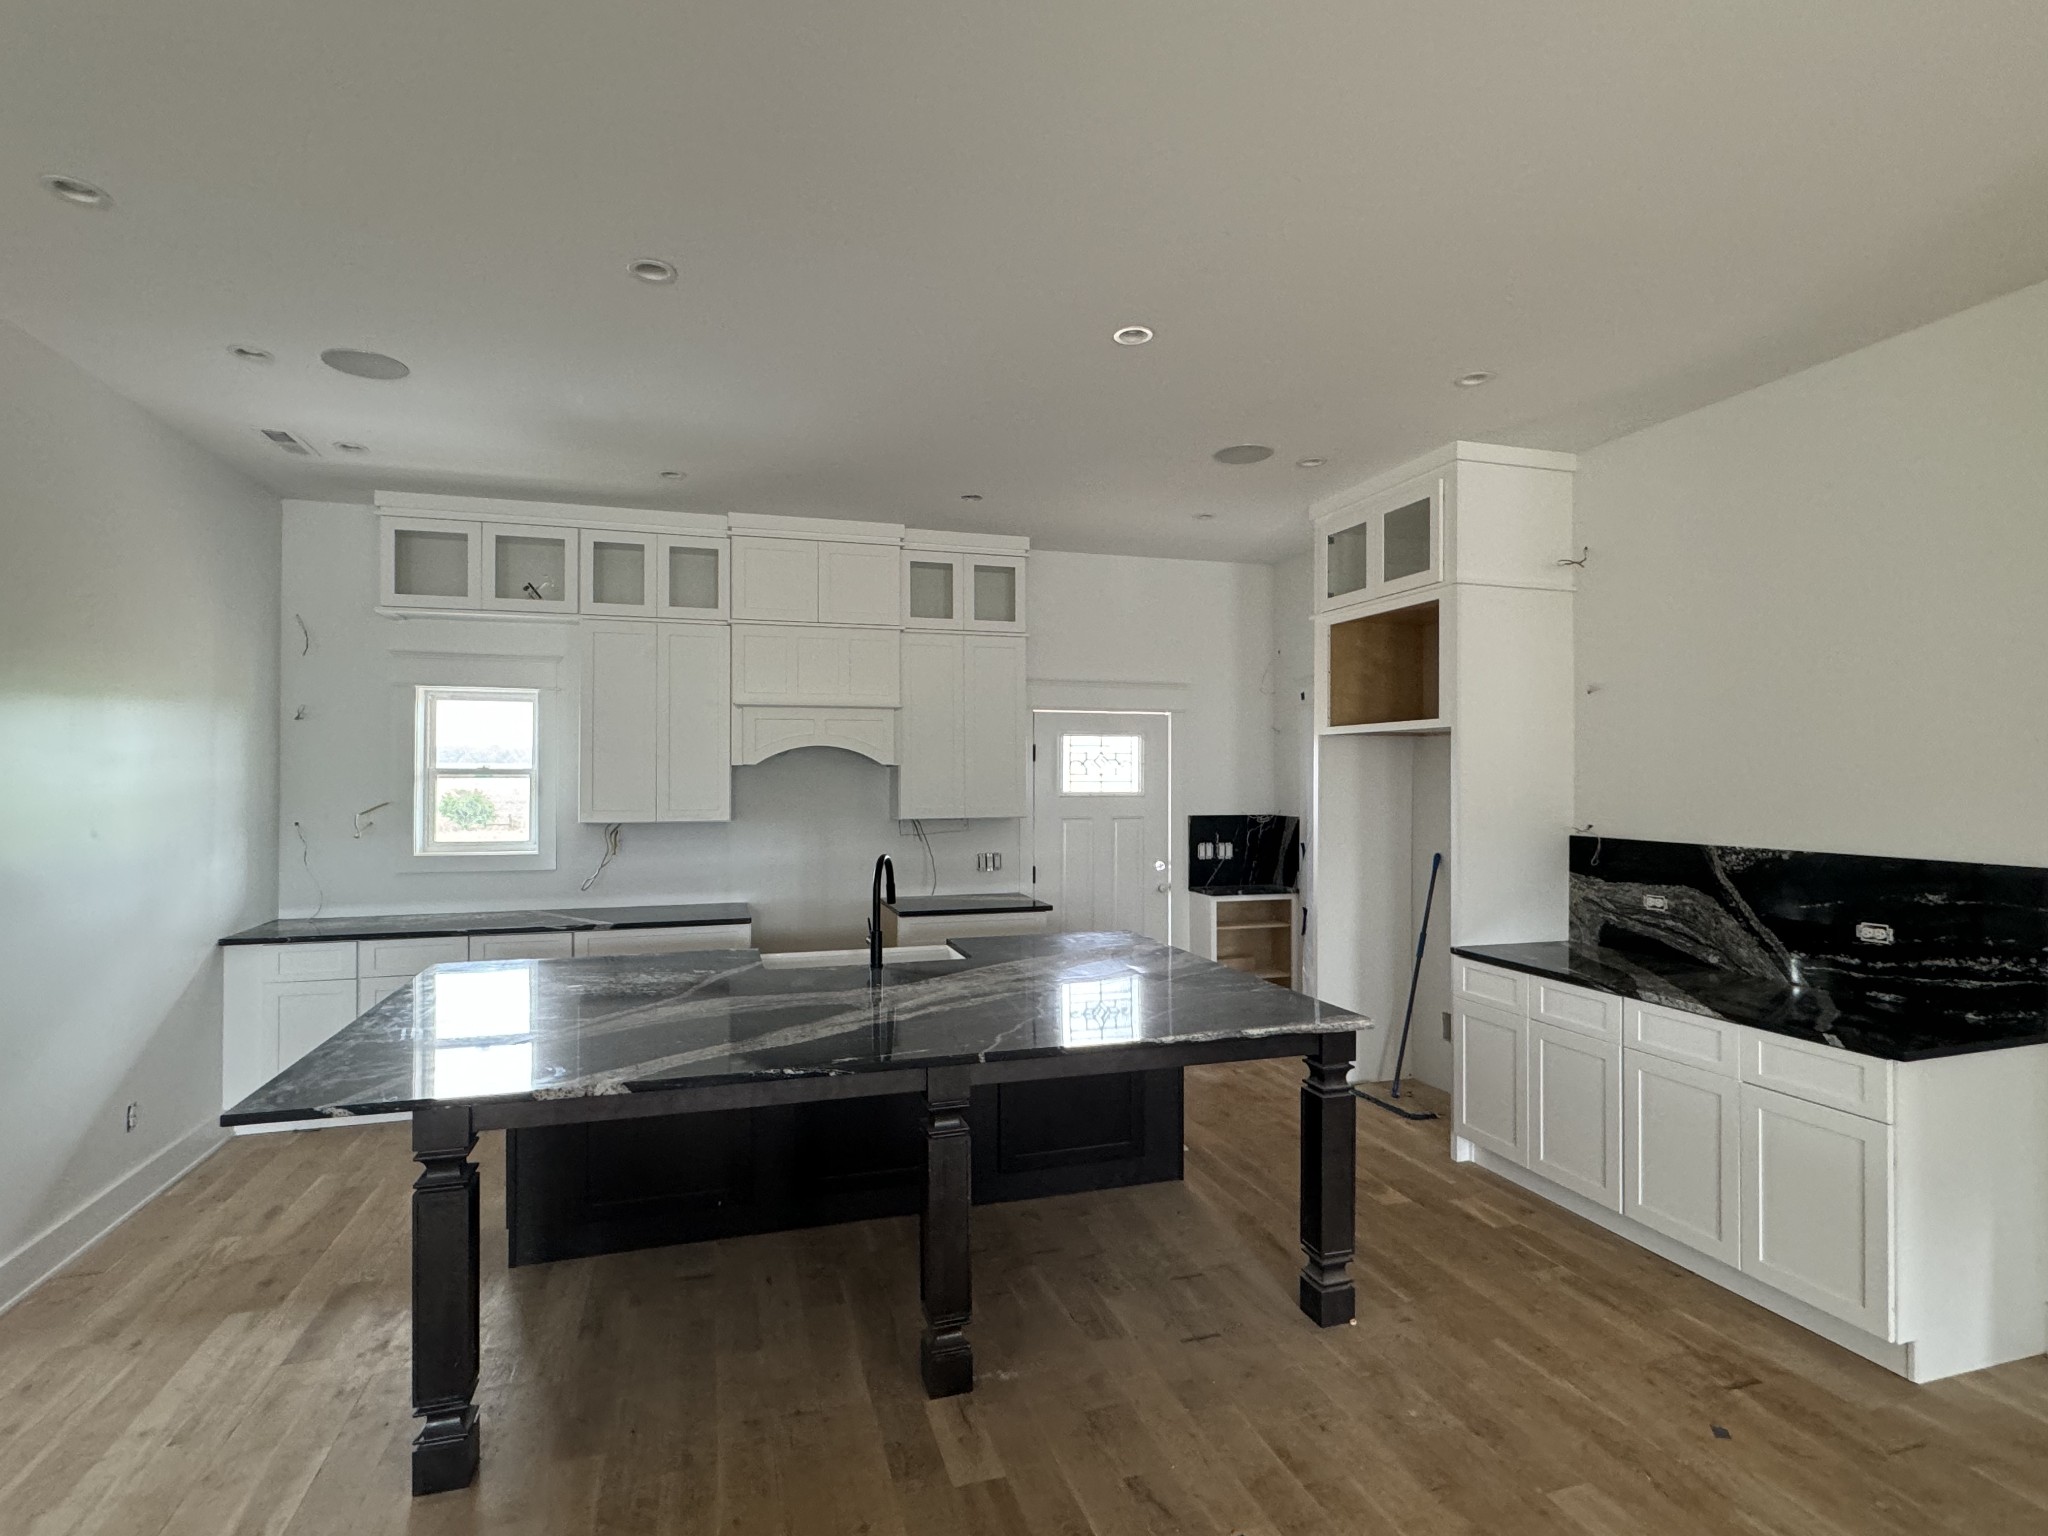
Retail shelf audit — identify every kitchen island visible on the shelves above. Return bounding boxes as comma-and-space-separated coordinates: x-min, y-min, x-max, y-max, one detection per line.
221, 931, 1366, 1496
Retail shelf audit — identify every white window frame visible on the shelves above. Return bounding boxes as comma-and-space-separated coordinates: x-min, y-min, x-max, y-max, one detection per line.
414, 686, 543, 857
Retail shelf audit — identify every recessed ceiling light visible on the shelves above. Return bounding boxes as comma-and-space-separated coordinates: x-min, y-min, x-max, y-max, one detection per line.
1295, 457, 1327, 469
321, 348, 410, 381
659, 470, 685, 480
227, 345, 274, 363
630, 259, 678, 284
1193, 512, 1217, 521
960, 493, 983, 501
1453, 371, 1495, 388
1212, 444, 1274, 465
39, 173, 112, 209
332, 441, 369, 454
1111, 326, 1154, 346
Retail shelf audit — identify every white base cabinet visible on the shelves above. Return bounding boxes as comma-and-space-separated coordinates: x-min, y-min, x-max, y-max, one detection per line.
1454, 959, 2048, 1383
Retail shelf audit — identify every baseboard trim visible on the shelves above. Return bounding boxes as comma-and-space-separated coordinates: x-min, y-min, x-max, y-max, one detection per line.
0, 1119, 227, 1317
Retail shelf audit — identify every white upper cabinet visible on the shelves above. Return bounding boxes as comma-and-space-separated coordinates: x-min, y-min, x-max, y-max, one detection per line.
818, 542, 901, 625
896, 633, 1027, 820
966, 556, 1027, 631
903, 552, 965, 630
1311, 444, 1576, 613
481, 523, 578, 612
659, 536, 728, 619
580, 619, 731, 823
732, 537, 819, 622
580, 530, 658, 617
381, 516, 482, 609
657, 622, 731, 821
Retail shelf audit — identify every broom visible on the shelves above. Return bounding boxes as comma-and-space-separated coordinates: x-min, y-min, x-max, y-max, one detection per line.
1357, 851, 1442, 1121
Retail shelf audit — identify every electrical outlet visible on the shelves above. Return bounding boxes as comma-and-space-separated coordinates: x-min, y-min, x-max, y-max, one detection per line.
1441, 1011, 1452, 1042
1855, 921, 1895, 945
124, 1102, 138, 1133
1643, 893, 1671, 912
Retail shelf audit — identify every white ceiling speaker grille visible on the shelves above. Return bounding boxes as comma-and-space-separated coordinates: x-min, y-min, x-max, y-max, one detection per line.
259, 428, 320, 457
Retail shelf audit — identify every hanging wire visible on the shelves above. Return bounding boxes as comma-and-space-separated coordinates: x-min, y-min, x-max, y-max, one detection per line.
581, 823, 623, 891
293, 821, 325, 916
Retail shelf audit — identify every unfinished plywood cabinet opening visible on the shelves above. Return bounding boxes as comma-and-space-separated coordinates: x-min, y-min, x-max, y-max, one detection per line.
1329, 600, 1439, 727
1214, 897, 1295, 984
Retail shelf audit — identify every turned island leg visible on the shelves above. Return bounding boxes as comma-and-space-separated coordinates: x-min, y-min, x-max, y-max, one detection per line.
411, 1106, 482, 1494
920, 1066, 975, 1396
1298, 1033, 1358, 1326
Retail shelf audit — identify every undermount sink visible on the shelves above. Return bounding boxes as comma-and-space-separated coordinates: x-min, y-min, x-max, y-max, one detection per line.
757, 944, 965, 970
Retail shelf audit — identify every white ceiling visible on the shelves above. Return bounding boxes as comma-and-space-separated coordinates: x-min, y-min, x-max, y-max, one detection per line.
5, 1, 2048, 561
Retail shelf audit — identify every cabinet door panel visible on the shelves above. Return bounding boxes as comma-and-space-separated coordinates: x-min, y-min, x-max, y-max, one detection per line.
1625, 1049, 1739, 1266
580, 620, 661, 821
1529, 1021, 1622, 1210
580, 530, 658, 616
272, 980, 361, 1072
659, 622, 731, 821
1452, 998, 1527, 1165
482, 524, 578, 611
1740, 1084, 1893, 1335
732, 537, 818, 622
903, 553, 965, 629
1531, 979, 1621, 1041
961, 634, 1027, 818
659, 536, 728, 619
966, 556, 1027, 632
381, 516, 480, 609
817, 541, 900, 626
898, 633, 965, 818
842, 629, 902, 706
469, 932, 577, 962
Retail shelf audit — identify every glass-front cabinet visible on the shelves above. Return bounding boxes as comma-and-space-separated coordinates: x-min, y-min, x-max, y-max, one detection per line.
903, 551, 964, 629
481, 524, 578, 613
580, 530, 658, 616
381, 517, 482, 609
659, 536, 728, 619
967, 555, 1027, 632
1315, 471, 1443, 611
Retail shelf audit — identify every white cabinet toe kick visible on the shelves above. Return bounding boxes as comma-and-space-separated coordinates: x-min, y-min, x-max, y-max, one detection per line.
1452, 960, 2048, 1384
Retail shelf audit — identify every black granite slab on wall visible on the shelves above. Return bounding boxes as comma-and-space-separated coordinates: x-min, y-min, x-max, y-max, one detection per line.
1570, 834, 2048, 1020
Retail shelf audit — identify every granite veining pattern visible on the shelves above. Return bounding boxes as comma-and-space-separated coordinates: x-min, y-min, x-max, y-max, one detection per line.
220, 902, 752, 946
1454, 836, 2048, 1061
222, 932, 1363, 1125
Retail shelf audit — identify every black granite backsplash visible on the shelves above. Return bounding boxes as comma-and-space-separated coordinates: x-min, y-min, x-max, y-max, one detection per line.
1570, 835, 2048, 1021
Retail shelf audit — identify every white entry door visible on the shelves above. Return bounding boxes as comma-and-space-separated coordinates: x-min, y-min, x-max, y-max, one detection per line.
1031, 712, 1170, 942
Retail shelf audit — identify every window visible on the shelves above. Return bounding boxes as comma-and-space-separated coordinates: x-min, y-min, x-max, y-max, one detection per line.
1059, 733, 1143, 795
415, 687, 540, 855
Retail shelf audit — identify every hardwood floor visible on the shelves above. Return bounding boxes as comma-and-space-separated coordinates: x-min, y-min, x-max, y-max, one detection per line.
6, 1061, 2048, 1534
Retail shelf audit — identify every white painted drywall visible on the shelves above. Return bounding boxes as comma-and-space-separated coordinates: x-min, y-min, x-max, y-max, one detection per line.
0, 320, 279, 1305
1575, 276, 2048, 864
1270, 552, 1314, 823
278, 507, 1279, 954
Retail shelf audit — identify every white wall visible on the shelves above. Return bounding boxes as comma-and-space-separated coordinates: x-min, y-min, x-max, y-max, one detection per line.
0, 320, 279, 1307
279, 508, 1279, 953
1270, 552, 1314, 823
1576, 276, 2048, 864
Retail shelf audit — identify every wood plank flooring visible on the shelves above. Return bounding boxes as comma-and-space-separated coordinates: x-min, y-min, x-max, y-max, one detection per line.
6, 1061, 2048, 1534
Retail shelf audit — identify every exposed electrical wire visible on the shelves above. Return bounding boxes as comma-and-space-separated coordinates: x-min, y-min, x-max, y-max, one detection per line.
581, 823, 623, 891
293, 820, 325, 917
295, 613, 311, 656
352, 801, 391, 839
911, 820, 938, 894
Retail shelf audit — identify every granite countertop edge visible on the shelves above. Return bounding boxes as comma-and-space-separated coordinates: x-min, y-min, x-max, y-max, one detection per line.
221, 902, 754, 946
1452, 941, 2048, 1063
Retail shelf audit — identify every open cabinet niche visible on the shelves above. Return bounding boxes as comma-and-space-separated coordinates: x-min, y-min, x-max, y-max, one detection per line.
1309, 731, 1452, 1089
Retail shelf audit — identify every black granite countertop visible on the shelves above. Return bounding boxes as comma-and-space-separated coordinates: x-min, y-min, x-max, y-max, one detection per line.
886, 893, 1054, 917
220, 902, 752, 946
1453, 939, 2048, 1062
1191, 884, 1296, 898
221, 932, 1363, 1125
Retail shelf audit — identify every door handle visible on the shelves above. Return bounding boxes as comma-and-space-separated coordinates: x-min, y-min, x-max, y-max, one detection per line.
1155, 883, 1170, 893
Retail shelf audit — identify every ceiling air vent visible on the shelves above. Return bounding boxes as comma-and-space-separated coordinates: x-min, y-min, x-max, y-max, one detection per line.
258, 427, 319, 457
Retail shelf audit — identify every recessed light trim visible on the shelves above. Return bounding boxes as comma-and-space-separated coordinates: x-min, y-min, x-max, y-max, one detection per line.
960, 493, 983, 501
658, 470, 685, 480
1212, 444, 1274, 465
1453, 371, 1495, 388
40, 173, 112, 209
321, 348, 411, 381
1295, 457, 1327, 468
630, 259, 679, 284
227, 345, 274, 363
332, 441, 369, 454
1193, 513, 1217, 521
1111, 325, 1154, 346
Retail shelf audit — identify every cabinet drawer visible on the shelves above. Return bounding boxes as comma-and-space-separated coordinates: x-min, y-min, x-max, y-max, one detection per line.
573, 924, 753, 958
1739, 1031, 1895, 1123
358, 974, 411, 1012
245, 942, 355, 982
1453, 960, 1525, 1012
1626, 1000, 1737, 1075
357, 936, 472, 980
468, 932, 578, 962
1530, 980, 1621, 1041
